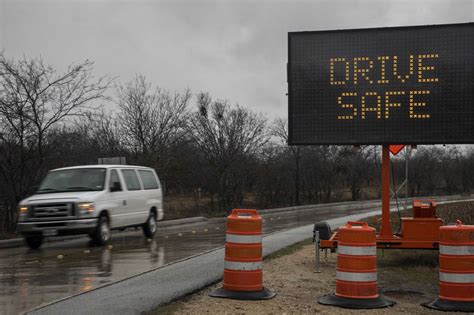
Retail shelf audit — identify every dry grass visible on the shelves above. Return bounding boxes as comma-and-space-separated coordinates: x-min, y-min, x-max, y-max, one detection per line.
162, 196, 221, 220
437, 201, 474, 224
162, 187, 382, 221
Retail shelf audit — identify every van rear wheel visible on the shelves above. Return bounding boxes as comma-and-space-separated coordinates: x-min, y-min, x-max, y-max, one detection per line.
143, 211, 157, 238
25, 235, 43, 249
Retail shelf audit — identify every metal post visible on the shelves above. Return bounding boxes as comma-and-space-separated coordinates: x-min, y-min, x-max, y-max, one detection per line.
315, 231, 321, 273
405, 146, 410, 210
380, 145, 394, 238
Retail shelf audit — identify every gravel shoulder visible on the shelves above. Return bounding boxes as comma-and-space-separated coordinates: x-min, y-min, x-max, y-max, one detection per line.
152, 240, 455, 315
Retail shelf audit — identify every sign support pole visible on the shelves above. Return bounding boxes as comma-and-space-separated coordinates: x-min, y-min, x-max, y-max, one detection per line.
380, 145, 393, 238
405, 146, 410, 210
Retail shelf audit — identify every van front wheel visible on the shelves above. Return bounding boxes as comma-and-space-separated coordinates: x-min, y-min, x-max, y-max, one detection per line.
143, 211, 157, 238
90, 215, 111, 246
25, 235, 43, 249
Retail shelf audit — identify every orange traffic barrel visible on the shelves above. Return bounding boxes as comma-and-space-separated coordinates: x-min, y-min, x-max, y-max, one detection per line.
424, 220, 474, 311
209, 209, 275, 300
319, 221, 394, 309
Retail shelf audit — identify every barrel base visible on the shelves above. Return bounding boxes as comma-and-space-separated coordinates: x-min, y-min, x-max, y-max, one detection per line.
209, 287, 276, 300
423, 298, 474, 312
318, 294, 395, 309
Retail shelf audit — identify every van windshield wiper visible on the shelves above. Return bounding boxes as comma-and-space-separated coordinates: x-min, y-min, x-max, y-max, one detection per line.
65, 186, 97, 191
36, 188, 58, 193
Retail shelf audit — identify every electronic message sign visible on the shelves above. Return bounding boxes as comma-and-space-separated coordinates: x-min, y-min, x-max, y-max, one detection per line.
288, 23, 474, 145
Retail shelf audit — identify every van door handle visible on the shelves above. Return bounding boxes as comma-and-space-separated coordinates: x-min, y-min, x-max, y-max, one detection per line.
123, 200, 127, 206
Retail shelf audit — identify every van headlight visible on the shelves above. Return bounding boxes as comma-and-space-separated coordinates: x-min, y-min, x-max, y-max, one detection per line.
77, 202, 94, 215
18, 206, 28, 216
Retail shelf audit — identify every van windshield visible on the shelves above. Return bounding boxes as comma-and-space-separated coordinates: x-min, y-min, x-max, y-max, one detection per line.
37, 168, 106, 194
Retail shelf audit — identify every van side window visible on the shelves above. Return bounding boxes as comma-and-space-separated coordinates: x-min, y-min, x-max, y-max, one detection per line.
109, 169, 122, 191
138, 170, 159, 190
121, 169, 142, 191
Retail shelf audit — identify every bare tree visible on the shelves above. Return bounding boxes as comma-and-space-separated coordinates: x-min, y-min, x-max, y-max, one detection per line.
0, 55, 109, 161
460, 148, 474, 194
0, 54, 109, 229
439, 146, 462, 195
83, 110, 123, 157
116, 75, 190, 164
410, 146, 444, 195
271, 118, 302, 205
188, 92, 268, 212
338, 146, 374, 200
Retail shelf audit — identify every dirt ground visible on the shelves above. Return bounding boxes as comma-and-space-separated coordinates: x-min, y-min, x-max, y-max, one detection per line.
154, 241, 457, 315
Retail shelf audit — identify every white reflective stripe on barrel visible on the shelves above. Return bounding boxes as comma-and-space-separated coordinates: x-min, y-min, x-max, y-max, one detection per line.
226, 234, 262, 244
224, 260, 262, 271
440, 272, 474, 283
440, 245, 474, 256
336, 271, 377, 282
337, 245, 376, 256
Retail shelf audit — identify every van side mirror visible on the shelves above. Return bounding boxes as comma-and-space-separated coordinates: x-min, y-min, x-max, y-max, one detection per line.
110, 182, 122, 192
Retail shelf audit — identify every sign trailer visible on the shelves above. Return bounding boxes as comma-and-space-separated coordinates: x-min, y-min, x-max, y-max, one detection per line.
288, 23, 474, 249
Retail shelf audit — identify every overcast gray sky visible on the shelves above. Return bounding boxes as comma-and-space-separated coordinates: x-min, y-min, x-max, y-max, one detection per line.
0, 0, 473, 119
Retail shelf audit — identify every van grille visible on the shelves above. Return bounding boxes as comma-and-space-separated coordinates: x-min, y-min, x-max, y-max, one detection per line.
31, 203, 74, 219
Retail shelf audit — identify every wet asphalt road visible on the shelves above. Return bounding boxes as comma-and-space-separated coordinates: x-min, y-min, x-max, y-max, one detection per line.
0, 197, 461, 314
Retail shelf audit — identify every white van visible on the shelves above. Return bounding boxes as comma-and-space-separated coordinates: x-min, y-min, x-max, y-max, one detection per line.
16, 165, 163, 249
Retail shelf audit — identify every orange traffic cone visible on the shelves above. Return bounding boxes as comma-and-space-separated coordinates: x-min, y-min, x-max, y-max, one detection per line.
319, 221, 394, 309
210, 209, 275, 300
424, 220, 474, 311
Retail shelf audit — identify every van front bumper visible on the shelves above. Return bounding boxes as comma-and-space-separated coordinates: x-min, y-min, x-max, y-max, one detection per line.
17, 218, 98, 236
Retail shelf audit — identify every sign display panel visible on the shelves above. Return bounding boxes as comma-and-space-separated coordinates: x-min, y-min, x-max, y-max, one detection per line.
288, 23, 474, 145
